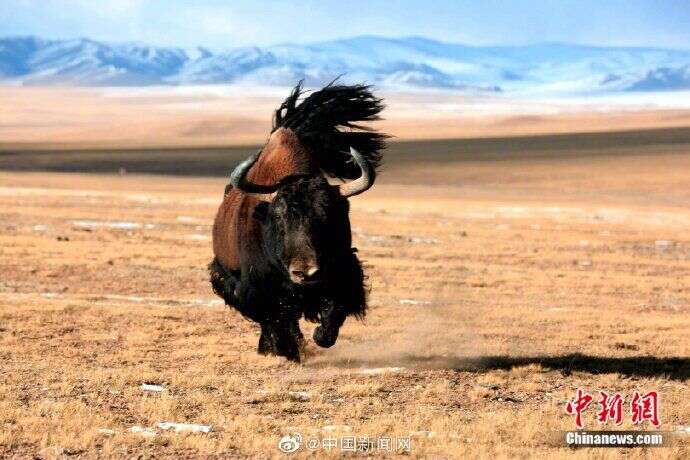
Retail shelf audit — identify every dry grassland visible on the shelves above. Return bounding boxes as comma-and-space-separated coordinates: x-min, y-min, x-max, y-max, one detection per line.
4, 86, 690, 149
0, 139, 689, 458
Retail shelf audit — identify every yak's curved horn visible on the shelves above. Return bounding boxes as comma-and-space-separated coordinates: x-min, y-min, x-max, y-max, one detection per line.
230, 150, 279, 199
338, 147, 376, 198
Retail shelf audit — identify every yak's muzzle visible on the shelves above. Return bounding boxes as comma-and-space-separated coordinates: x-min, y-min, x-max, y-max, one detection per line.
288, 259, 320, 284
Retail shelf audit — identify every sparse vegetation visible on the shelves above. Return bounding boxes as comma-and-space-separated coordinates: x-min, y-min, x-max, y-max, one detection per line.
0, 136, 688, 458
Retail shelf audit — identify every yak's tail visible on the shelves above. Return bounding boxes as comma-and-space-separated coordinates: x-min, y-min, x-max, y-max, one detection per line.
272, 81, 389, 180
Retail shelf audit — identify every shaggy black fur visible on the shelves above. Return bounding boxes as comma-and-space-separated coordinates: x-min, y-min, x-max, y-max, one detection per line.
272, 81, 388, 179
210, 176, 368, 362
211, 82, 386, 362
209, 258, 243, 315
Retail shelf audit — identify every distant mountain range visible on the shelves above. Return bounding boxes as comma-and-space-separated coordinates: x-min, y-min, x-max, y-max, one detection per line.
2, 35, 690, 93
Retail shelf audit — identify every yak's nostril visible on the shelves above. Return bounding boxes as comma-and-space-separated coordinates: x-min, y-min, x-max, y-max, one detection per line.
289, 261, 319, 283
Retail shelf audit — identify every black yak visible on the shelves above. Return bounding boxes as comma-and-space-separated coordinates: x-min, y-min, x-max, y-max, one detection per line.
210, 82, 387, 362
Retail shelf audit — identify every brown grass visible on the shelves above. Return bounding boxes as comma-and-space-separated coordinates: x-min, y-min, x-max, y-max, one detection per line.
0, 140, 689, 458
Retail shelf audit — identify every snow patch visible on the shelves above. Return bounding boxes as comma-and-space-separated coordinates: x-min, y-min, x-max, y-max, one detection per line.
158, 422, 213, 433
71, 220, 144, 230
399, 299, 432, 306
355, 367, 406, 376
128, 426, 157, 438
140, 384, 166, 393
288, 391, 310, 402
184, 234, 210, 241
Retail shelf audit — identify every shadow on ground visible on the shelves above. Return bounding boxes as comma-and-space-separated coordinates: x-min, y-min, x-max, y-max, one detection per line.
311, 354, 690, 380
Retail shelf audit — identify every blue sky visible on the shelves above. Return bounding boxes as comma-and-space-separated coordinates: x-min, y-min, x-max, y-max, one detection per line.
3, 0, 690, 50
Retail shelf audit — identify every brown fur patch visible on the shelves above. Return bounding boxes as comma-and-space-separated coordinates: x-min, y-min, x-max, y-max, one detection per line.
212, 128, 315, 271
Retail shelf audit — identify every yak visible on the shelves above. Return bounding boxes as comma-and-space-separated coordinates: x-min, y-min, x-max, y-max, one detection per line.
209, 82, 387, 362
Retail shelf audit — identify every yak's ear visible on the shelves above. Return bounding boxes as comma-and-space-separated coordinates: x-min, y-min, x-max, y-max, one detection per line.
252, 202, 270, 223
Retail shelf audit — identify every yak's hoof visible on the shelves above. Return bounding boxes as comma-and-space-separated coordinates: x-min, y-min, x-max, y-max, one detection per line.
258, 332, 273, 355
257, 343, 301, 362
313, 325, 338, 348
258, 327, 302, 362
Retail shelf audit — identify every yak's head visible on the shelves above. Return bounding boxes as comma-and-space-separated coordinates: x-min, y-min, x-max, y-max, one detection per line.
230, 147, 375, 285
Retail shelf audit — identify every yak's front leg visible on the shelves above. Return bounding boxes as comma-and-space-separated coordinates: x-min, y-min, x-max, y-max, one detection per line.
258, 301, 304, 362
258, 322, 274, 355
258, 319, 303, 362
313, 299, 346, 348
313, 250, 367, 348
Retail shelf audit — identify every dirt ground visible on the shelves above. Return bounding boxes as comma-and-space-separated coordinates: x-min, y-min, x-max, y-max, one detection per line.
0, 138, 689, 458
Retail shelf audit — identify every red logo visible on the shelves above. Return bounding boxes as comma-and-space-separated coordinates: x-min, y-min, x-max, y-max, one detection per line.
631, 391, 660, 427
565, 388, 660, 428
597, 391, 624, 425
565, 389, 593, 429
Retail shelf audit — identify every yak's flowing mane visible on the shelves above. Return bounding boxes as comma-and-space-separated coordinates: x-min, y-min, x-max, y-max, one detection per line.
272, 81, 388, 179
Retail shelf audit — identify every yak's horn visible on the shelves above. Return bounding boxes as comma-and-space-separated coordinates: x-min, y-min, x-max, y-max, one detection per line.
338, 147, 376, 197
230, 150, 279, 200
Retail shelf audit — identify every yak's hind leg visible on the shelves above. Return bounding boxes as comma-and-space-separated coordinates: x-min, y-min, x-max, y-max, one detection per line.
208, 258, 242, 306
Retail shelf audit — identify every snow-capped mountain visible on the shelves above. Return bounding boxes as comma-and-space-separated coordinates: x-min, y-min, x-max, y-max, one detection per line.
2, 35, 690, 93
